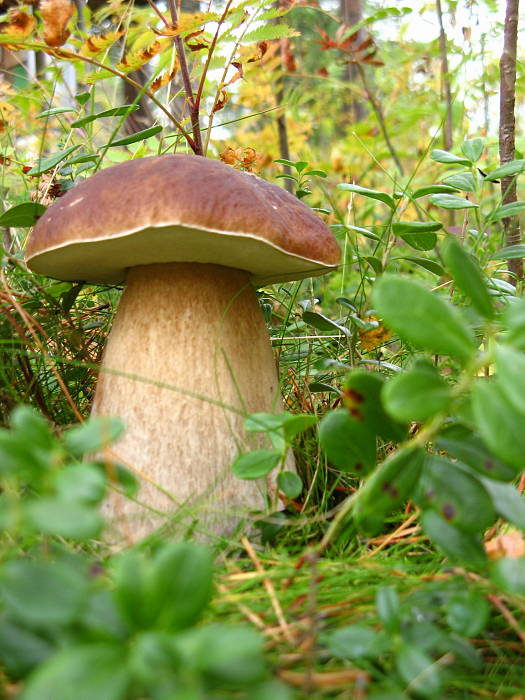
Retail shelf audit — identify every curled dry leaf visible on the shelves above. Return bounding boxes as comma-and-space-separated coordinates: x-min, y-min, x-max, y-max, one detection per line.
212, 89, 229, 114
485, 530, 525, 560
30, 172, 65, 206
219, 146, 263, 173
358, 316, 392, 351
40, 0, 75, 48
150, 65, 178, 92
0, 9, 36, 40
184, 29, 209, 51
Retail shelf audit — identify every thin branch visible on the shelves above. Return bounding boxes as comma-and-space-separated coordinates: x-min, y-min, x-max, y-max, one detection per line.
499, 0, 521, 280
436, 0, 453, 151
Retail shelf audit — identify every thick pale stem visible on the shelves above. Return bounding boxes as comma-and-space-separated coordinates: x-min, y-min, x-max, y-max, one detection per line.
93, 262, 293, 541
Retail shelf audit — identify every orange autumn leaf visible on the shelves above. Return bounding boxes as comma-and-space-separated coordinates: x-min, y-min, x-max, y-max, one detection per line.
79, 30, 123, 56
358, 316, 392, 351
150, 65, 178, 92
40, 0, 74, 48
117, 38, 169, 73
0, 9, 36, 40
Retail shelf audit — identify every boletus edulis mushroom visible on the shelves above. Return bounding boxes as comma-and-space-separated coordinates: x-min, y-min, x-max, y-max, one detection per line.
25, 154, 340, 541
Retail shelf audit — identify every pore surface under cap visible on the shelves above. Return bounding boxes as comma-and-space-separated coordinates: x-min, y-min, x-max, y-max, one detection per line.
26, 154, 341, 286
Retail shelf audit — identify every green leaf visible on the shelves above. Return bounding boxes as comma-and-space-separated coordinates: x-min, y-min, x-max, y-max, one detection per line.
442, 172, 477, 192
428, 193, 479, 209
76, 92, 91, 105
337, 183, 395, 209
436, 425, 516, 481
376, 586, 401, 634
491, 244, 525, 260
26, 497, 104, 540
71, 104, 140, 128
472, 379, 525, 470
392, 256, 444, 276
241, 23, 297, 43
147, 542, 213, 631
490, 201, 525, 220
395, 644, 443, 698
27, 145, 80, 176
495, 344, 525, 415
65, 152, 99, 166
484, 159, 525, 181
503, 296, 525, 349
0, 202, 46, 227
417, 456, 495, 533
277, 471, 302, 499
1, 559, 88, 628
308, 381, 339, 393
64, 416, 124, 457
20, 644, 129, 700
372, 276, 476, 364
461, 138, 484, 162
36, 107, 77, 118
411, 184, 458, 199
442, 237, 494, 318
342, 369, 408, 442
318, 409, 377, 475
0, 616, 54, 677
421, 510, 486, 567
430, 148, 471, 166
302, 311, 350, 336
346, 224, 382, 241
363, 255, 383, 273
104, 125, 163, 148
393, 221, 442, 235
393, 222, 441, 251
491, 557, 525, 595
327, 625, 383, 660
353, 447, 424, 535
445, 590, 489, 637
232, 449, 281, 479
480, 479, 525, 529
54, 463, 107, 505
280, 413, 318, 440
382, 359, 451, 422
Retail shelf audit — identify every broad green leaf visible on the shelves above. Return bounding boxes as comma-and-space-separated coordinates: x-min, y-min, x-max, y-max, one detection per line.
1, 559, 88, 628
20, 643, 129, 700
472, 379, 525, 470
71, 104, 139, 128
280, 413, 318, 439
430, 148, 471, 166
0, 617, 54, 677
461, 138, 484, 162
0, 202, 46, 227
277, 471, 302, 499
442, 237, 494, 318
376, 586, 401, 634
436, 425, 516, 481
490, 201, 525, 220
484, 159, 525, 181
327, 625, 382, 660
495, 344, 525, 414
393, 222, 441, 251
392, 256, 444, 276
445, 590, 489, 637
318, 409, 377, 475
36, 107, 76, 118
147, 542, 213, 631
417, 456, 495, 533
392, 221, 442, 234
104, 125, 163, 148
428, 193, 479, 209
342, 369, 408, 442
395, 644, 443, 698
353, 447, 424, 535
337, 183, 395, 209
491, 557, 525, 595
26, 498, 104, 540
64, 416, 124, 457
442, 172, 477, 192
346, 224, 382, 241
382, 359, 451, 422
302, 311, 350, 336
65, 152, 99, 166
308, 381, 339, 393
503, 296, 525, 349
76, 92, 91, 105
479, 478, 525, 530
491, 244, 525, 260
27, 145, 80, 176
411, 184, 458, 199
54, 463, 107, 504
372, 276, 476, 364
232, 449, 281, 479
421, 510, 487, 567
364, 255, 383, 273
128, 631, 177, 686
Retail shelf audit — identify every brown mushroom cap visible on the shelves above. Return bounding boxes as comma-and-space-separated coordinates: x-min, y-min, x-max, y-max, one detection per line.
26, 154, 340, 286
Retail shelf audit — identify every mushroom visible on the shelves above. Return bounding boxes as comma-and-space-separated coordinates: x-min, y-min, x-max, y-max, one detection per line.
26, 154, 340, 541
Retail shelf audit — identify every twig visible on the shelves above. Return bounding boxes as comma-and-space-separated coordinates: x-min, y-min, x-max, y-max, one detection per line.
435, 0, 453, 151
